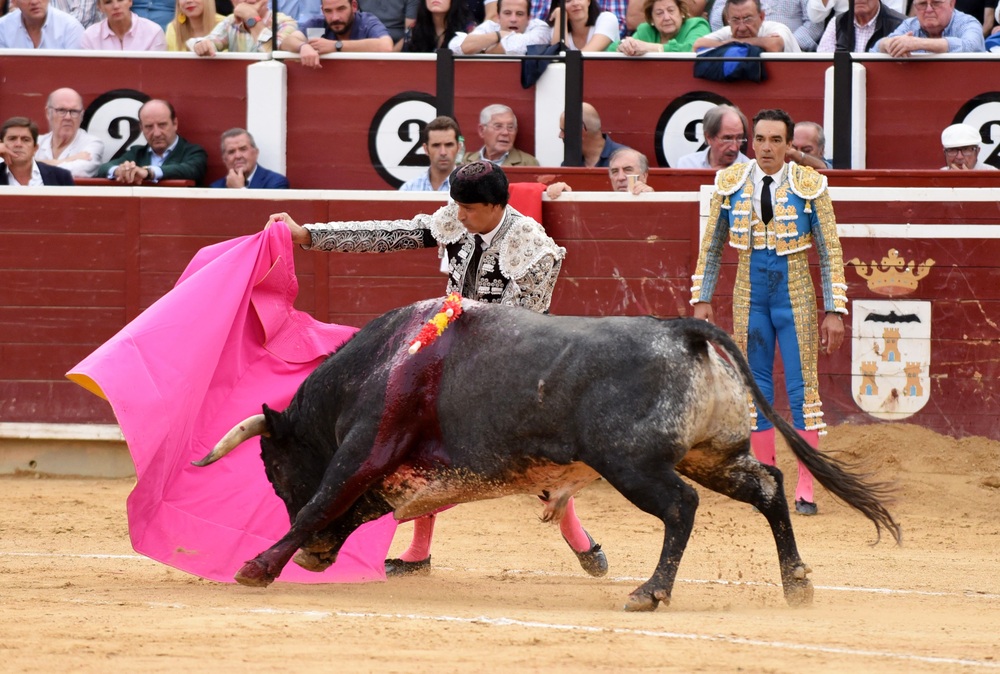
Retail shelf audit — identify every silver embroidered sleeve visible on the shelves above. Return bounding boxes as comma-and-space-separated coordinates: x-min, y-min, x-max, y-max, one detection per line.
304, 217, 433, 253
503, 255, 561, 313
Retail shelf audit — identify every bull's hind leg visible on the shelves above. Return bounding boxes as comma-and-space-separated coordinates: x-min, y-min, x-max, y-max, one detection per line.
678, 446, 814, 607
597, 467, 699, 612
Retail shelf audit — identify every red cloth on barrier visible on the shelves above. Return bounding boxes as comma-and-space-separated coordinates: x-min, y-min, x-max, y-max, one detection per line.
509, 181, 545, 222
67, 223, 397, 583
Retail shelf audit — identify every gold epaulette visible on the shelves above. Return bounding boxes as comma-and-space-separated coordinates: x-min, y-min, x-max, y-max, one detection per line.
714, 162, 753, 197
788, 163, 827, 200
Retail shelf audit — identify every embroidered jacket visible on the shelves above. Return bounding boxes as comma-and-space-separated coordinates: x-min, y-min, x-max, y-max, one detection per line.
304, 203, 565, 313
690, 161, 848, 314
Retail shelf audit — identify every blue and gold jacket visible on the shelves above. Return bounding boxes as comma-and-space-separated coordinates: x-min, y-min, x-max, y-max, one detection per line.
690, 161, 848, 314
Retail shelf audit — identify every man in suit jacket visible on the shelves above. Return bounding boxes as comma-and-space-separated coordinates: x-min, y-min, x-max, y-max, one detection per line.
210, 128, 289, 189
459, 103, 539, 167
0, 116, 75, 186
98, 99, 208, 185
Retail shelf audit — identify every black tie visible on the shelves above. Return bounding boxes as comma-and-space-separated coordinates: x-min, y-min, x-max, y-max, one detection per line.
462, 234, 484, 298
760, 175, 773, 225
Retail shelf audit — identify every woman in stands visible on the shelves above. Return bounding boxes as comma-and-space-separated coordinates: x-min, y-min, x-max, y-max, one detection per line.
165, 0, 225, 51
548, 0, 620, 51
403, 0, 476, 51
608, 0, 709, 53
81, 0, 168, 50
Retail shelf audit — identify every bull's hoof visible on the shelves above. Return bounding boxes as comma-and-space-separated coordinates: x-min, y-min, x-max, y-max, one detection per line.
293, 549, 336, 572
783, 563, 814, 607
623, 591, 660, 612
234, 559, 277, 587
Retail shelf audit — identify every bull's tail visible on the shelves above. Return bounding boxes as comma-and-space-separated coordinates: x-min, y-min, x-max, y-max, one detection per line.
680, 318, 902, 546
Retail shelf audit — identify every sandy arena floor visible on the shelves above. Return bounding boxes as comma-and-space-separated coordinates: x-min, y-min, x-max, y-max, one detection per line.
2, 422, 999, 673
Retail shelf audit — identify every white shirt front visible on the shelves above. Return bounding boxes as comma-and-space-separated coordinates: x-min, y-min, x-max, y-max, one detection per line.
4, 160, 45, 186
37, 128, 105, 178
752, 161, 788, 222
703, 20, 802, 53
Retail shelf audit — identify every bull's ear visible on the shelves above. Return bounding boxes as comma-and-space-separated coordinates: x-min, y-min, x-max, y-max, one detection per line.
261, 404, 283, 439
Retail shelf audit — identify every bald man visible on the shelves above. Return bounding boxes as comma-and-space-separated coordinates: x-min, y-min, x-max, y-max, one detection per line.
559, 102, 628, 168
36, 88, 105, 178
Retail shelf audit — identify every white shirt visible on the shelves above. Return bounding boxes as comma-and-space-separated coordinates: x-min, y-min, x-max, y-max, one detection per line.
4, 160, 45, 186
564, 11, 620, 50
703, 20, 802, 53
37, 128, 105, 178
449, 18, 552, 56
752, 161, 788, 221
0, 7, 85, 49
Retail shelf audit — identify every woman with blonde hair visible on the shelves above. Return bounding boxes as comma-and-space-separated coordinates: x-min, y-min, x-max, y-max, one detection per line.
609, 0, 709, 53
165, 0, 224, 51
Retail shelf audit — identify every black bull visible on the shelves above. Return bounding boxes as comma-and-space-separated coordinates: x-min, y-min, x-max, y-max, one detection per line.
196, 298, 901, 612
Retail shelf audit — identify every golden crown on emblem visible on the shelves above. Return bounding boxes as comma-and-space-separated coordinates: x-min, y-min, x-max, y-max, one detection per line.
848, 249, 935, 297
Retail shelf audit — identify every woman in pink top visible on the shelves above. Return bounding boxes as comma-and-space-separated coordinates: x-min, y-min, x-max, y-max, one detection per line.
82, 0, 169, 50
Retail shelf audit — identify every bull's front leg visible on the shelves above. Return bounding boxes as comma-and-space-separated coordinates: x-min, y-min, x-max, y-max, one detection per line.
235, 445, 399, 587
293, 491, 394, 573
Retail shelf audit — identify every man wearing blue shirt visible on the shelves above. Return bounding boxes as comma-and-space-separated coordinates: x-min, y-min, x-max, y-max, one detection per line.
399, 116, 461, 192
303, 0, 393, 52
0, 0, 84, 48
871, 0, 985, 54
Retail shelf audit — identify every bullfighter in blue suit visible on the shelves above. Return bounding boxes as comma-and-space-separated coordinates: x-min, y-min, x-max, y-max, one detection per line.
210, 128, 289, 189
690, 109, 848, 516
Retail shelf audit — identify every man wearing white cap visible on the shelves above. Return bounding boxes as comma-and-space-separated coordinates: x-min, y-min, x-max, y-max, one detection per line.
940, 123, 996, 170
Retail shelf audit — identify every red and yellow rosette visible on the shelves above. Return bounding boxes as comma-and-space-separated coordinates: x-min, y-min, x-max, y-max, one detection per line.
407, 293, 464, 355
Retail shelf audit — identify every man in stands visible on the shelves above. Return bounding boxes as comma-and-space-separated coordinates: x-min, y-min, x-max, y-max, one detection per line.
940, 123, 996, 170
98, 99, 208, 185
545, 146, 655, 198
709, 0, 823, 50
302, 0, 394, 52
787, 121, 832, 169
192, 0, 320, 66
211, 128, 289, 189
871, 0, 984, 54
36, 88, 105, 179
676, 104, 750, 170
558, 102, 628, 168
0, 117, 75, 186
399, 116, 461, 192
815, 0, 905, 52
694, 0, 801, 52
461, 104, 539, 167
450, 0, 551, 55
0, 0, 85, 48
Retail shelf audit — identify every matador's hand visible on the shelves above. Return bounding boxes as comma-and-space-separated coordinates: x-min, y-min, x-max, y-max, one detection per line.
820, 313, 845, 355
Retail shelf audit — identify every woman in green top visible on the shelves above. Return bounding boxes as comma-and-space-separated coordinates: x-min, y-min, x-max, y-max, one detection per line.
607, 0, 709, 54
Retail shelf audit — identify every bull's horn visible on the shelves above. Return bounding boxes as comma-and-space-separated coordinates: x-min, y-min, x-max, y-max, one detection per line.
191, 414, 267, 467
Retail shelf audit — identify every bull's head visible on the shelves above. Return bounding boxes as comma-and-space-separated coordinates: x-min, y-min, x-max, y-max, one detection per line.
193, 405, 330, 524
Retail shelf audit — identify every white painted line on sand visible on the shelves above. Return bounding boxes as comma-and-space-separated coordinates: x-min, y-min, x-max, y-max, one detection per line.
57, 597, 1000, 670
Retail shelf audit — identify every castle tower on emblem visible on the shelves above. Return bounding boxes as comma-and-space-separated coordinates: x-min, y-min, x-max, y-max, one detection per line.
903, 363, 924, 397
859, 361, 879, 396
881, 328, 901, 362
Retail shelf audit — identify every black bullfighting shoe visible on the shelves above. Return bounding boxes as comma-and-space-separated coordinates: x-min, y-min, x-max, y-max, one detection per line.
384, 556, 431, 577
795, 499, 818, 516
568, 531, 608, 577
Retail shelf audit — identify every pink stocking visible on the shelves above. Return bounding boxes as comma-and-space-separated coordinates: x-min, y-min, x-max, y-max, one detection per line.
558, 497, 592, 552
751, 428, 776, 466
398, 514, 436, 562
795, 430, 819, 503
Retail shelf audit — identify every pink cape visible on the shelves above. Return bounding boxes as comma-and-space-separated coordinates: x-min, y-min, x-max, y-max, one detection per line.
67, 223, 397, 583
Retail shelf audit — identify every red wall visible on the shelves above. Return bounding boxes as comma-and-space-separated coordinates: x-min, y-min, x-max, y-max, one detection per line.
2, 180, 998, 443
